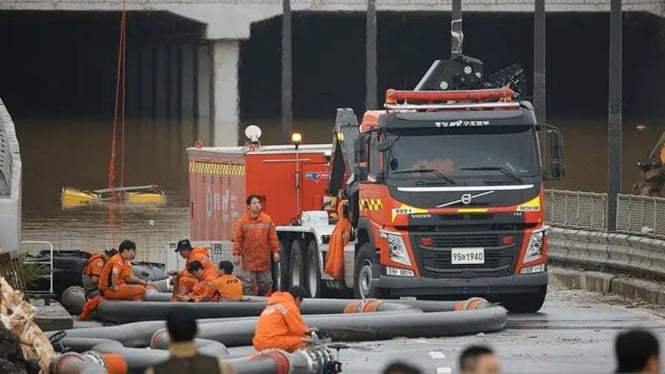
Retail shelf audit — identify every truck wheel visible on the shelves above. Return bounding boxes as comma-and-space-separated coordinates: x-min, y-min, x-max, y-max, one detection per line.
288, 240, 305, 288
274, 240, 290, 291
501, 285, 547, 313
305, 240, 322, 298
353, 244, 385, 299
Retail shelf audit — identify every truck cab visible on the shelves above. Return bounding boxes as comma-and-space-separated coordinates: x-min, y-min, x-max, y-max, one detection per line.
341, 90, 565, 312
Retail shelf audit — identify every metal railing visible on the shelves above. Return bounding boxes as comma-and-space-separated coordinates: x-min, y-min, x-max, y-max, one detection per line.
544, 189, 665, 238
544, 189, 607, 231
21, 241, 55, 299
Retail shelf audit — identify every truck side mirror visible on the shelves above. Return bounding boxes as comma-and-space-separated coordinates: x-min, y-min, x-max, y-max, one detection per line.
354, 134, 369, 181
354, 165, 368, 182
550, 160, 565, 179
550, 130, 564, 159
377, 138, 394, 152
355, 134, 369, 163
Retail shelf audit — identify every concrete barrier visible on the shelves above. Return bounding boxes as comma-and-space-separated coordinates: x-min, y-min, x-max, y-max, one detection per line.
548, 227, 665, 305
548, 227, 665, 280
0, 98, 22, 254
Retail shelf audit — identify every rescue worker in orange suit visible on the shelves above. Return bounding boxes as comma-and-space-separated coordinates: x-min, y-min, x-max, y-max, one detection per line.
167, 239, 217, 299
81, 248, 117, 299
232, 194, 280, 296
209, 260, 243, 302
176, 260, 217, 302
253, 285, 317, 353
99, 240, 149, 301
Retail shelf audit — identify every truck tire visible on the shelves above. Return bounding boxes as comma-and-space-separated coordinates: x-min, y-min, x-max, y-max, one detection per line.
305, 240, 322, 298
288, 240, 305, 288
274, 240, 290, 291
353, 244, 385, 299
501, 285, 547, 313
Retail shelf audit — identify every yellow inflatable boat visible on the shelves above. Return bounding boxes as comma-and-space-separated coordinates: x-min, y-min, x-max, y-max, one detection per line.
61, 185, 166, 209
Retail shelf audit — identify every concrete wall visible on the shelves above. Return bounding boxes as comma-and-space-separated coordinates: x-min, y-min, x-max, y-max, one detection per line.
0, 99, 22, 254
0, 0, 663, 40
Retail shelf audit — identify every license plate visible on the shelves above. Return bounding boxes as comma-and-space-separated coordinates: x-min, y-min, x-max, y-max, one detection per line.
451, 247, 485, 265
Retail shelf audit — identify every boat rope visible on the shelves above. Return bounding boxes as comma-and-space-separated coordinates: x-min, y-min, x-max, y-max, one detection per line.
108, 0, 128, 247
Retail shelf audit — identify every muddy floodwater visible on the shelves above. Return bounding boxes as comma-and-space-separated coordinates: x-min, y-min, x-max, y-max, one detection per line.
16, 116, 664, 262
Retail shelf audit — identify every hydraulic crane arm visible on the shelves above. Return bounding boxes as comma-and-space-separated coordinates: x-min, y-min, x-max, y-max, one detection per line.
327, 108, 361, 200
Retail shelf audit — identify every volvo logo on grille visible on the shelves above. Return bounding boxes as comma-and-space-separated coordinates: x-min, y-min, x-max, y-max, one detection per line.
436, 190, 496, 208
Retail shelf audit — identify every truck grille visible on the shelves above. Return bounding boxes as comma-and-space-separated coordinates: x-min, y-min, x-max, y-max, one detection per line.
412, 233, 521, 278
431, 235, 500, 248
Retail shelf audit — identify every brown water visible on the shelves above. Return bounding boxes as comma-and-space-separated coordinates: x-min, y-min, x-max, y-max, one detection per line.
15, 116, 665, 262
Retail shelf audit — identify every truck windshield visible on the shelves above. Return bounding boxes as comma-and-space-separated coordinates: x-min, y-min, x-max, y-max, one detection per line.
384, 125, 539, 183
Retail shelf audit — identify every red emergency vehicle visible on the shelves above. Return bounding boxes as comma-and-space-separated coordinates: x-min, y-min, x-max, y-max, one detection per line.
187, 57, 565, 312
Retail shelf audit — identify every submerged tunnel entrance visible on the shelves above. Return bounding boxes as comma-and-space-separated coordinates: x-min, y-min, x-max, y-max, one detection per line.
1, 11, 664, 121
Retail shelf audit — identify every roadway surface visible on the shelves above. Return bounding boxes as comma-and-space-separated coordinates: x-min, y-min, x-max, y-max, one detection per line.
227, 283, 665, 373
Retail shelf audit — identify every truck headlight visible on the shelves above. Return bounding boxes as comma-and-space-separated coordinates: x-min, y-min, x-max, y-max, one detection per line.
523, 226, 550, 264
379, 229, 411, 266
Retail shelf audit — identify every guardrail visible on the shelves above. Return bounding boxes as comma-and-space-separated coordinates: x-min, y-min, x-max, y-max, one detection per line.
545, 188, 665, 286
544, 189, 665, 238
0, 98, 22, 254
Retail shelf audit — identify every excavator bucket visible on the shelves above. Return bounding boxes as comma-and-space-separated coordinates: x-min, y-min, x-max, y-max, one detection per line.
633, 131, 665, 197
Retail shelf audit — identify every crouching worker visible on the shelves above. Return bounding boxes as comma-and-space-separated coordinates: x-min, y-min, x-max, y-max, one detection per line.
81, 248, 117, 299
253, 285, 317, 353
209, 261, 243, 302
99, 240, 149, 301
144, 305, 234, 374
168, 239, 217, 299
176, 261, 217, 302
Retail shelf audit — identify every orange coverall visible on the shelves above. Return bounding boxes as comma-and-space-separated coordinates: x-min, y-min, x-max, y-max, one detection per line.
99, 253, 145, 301
81, 253, 106, 298
175, 247, 218, 296
82, 254, 105, 278
183, 271, 218, 302
208, 274, 244, 301
252, 291, 309, 353
232, 212, 280, 272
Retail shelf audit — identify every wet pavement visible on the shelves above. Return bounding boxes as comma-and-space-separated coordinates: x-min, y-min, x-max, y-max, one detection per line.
225, 286, 665, 373
62, 281, 665, 373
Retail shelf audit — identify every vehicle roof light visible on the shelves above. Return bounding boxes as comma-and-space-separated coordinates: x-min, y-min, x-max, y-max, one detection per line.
385, 86, 515, 105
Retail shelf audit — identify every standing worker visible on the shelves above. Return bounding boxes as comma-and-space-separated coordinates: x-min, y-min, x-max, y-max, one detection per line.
232, 194, 280, 296
81, 248, 117, 299
144, 305, 234, 374
167, 239, 217, 299
252, 285, 316, 353
99, 240, 149, 301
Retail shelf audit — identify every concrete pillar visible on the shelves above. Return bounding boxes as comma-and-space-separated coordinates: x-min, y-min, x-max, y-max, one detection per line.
102, 47, 115, 116
197, 44, 211, 119
196, 43, 211, 145
127, 45, 140, 118
89, 47, 101, 114
155, 44, 168, 119
168, 44, 180, 121
181, 43, 195, 122
75, 40, 87, 114
210, 39, 240, 146
140, 45, 154, 120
